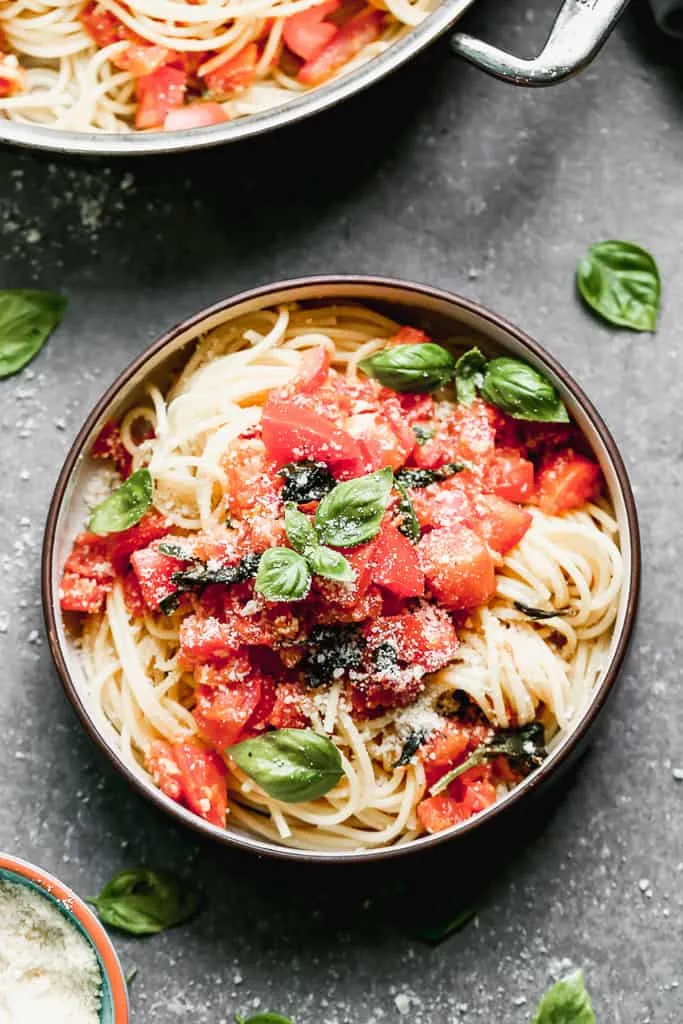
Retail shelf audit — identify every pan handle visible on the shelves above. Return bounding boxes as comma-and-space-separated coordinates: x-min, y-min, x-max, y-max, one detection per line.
451, 0, 630, 86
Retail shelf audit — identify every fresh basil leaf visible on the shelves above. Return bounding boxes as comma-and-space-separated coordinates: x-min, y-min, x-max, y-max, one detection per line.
315, 467, 393, 548
576, 240, 660, 332
236, 1015, 294, 1024
394, 462, 468, 489
412, 424, 435, 446
88, 468, 153, 535
228, 728, 343, 803
359, 343, 455, 394
531, 970, 596, 1024
394, 729, 428, 767
430, 723, 546, 795
278, 460, 336, 503
454, 346, 487, 404
0, 289, 67, 378
514, 601, 570, 620
481, 358, 569, 423
89, 869, 199, 936
307, 545, 354, 583
302, 624, 365, 688
254, 547, 311, 602
284, 502, 318, 556
394, 479, 420, 543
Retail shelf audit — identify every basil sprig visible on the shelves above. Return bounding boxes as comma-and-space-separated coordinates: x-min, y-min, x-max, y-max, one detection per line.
429, 723, 546, 796
481, 357, 569, 423
87, 468, 153, 535
394, 479, 420, 543
89, 869, 199, 935
531, 970, 595, 1024
315, 467, 393, 547
0, 289, 67, 378
255, 547, 311, 602
454, 346, 487, 404
576, 240, 660, 332
359, 342, 455, 393
236, 1015, 294, 1024
228, 728, 343, 803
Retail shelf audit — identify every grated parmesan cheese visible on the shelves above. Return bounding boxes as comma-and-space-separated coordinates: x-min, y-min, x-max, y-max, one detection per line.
0, 880, 102, 1024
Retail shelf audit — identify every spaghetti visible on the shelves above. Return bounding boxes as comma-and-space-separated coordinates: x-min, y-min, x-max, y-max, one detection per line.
60, 303, 623, 852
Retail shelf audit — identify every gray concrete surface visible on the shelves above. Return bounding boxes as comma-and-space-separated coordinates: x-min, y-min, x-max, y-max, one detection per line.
1, 0, 682, 1020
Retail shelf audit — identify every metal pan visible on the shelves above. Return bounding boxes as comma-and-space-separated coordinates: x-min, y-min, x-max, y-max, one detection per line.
2, 0, 628, 156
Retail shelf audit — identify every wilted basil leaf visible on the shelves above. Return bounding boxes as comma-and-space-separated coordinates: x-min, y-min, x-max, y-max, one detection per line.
394, 479, 420, 543
235, 1014, 294, 1024
88, 468, 153, 535
576, 240, 660, 332
254, 547, 311, 602
359, 343, 455, 393
302, 624, 365, 688
315, 467, 393, 548
306, 544, 354, 583
284, 502, 317, 555
394, 462, 468, 489
394, 729, 428, 767
228, 728, 343, 803
481, 358, 569, 423
430, 722, 546, 796
454, 346, 487, 404
0, 289, 67, 378
413, 424, 436, 446
514, 601, 570, 620
531, 969, 596, 1024
89, 869, 199, 935
278, 460, 336, 503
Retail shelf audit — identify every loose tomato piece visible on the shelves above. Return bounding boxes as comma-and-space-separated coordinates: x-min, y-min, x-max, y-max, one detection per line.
389, 326, 431, 346
417, 794, 468, 834
113, 43, 171, 75
363, 603, 458, 673
535, 450, 602, 514
90, 420, 133, 478
109, 510, 170, 572
122, 570, 146, 618
261, 397, 365, 477
347, 411, 410, 471
392, 392, 435, 425
64, 532, 115, 583
135, 65, 186, 129
420, 720, 472, 768
370, 522, 424, 599
474, 493, 532, 555
483, 449, 535, 503
418, 525, 496, 610
173, 741, 228, 826
59, 572, 109, 614
283, 0, 340, 61
0, 56, 25, 98
460, 777, 497, 816
297, 8, 384, 85
290, 345, 331, 393
270, 682, 309, 729
203, 43, 258, 96
130, 544, 184, 610
80, 2, 124, 46
193, 676, 262, 749
164, 101, 230, 131
146, 740, 183, 801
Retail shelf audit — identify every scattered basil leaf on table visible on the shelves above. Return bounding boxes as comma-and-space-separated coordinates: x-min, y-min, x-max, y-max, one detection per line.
412, 424, 435, 446
359, 342, 455, 393
89, 869, 199, 935
235, 1015, 294, 1024
254, 547, 311, 602
531, 969, 596, 1024
454, 346, 488, 404
278, 460, 336, 503
407, 904, 478, 945
315, 467, 393, 548
87, 468, 153, 535
430, 722, 547, 795
395, 462, 469, 489
394, 479, 421, 543
228, 728, 343, 803
0, 289, 67, 379
576, 240, 660, 332
481, 358, 569, 423
514, 601, 570, 620
283, 502, 318, 555
306, 544, 354, 583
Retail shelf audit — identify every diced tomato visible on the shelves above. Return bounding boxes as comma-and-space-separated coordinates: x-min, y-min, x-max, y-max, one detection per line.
284, 0, 340, 61
370, 522, 424, 599
485, 405, 524, 451
483, 449, 535, 503
417, 794, 468, 833
246, 676, 277, 733
173, 741, 228, 826
0, 56, 25, 98
59, 572, 109, 614
113, 43, 171, 75
420, 720, 472, 768
64, 533, 115, 583
347, 410, 411, 471
130, 544, 184, 611
535, 450, 602, 515
90, 421, 133, 479
222, 439, 282, 518
261, 397, 365, 478
146, 740, 183, 801
80, 2, 124, 47
179, 615, 241, 666
121, 570, 146, 618
193, 675, 262, 749
522, 422, 578, 455
460, 778, 497, 816
297, 7, 384, 85
382, 397, 418, 461
392, 392, 435, 425
418, 525, 496, 610
109, 510, 170, 572
409, 477, 476, 532
135, 65, 186, 129
290, 345, 331, 394
164, 101, 229, 131
363, 603, 458, 674
203, 43, 258, 97
389, 326, 431, 346
452, 399, 497, 461
269, 682, 309, 729
474, 494, 532, 555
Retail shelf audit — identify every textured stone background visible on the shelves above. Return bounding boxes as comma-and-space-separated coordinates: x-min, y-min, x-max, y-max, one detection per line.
1, 0, 682, 1020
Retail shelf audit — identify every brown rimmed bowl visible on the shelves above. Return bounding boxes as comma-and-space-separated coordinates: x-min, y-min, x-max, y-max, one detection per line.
42, 276, 640, 863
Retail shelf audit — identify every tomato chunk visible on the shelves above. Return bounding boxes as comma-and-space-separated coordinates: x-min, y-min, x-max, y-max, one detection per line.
193, 675, 262, 749
179, 615, 241, 666
203, 43, 258, 96
284, 0, 340, 61
173, 741, 228, 826
135, 65, 186, 129
370, 522, 424, 599
64, 532, 115, 583
297, 8, 384, 86
164, 101, 229, 131
363, 603, 458, 674
261, 397, 364, 477
289, 345, 332, 394
269, 682, 309, 729
113, 43, 171, 75
130, 544, 184, 610
535, 450, 602, 514
409, 477, 476, 532
90, 421, 132, 478
80, 2, 124, 46
474, 494, 532, 555
417, 794, 468, 833
109, 510, 170, 572
146, 740, 183, 801
390, 327, 431, 346
483, 449, 535, 503
418, 525, 496, 610
59, 572, 109, 614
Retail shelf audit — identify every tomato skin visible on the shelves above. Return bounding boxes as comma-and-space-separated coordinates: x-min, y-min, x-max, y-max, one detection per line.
64, 533, 115, 583
109, 510, 170, 572
130, 544, 184, 610
122, 570, 146, 618
535, 450, 602, 514
80, 2, 124, 46
59, 572, 109, 614
363, 603, 458, 674
474, 493, 532, 555
203, 43, 258, 96
297, 8, 384, 85
173, 741, 228, 826
114, 43, 171, 75
261, 397, 365, 477
389, 326, 431, 346
269, 682, 309, 729
370, 522, 424, 599
179, 615, 241, 666
483, 448, 535, 503
222, 439, 281, 518
135, 65, 186, 129
284, 0, 339, 61
346, 410, 411, 471
418, 525, 496, 610
420, 720, 471, 768
164, 101, 229, 131
146, 740, 184, 801
409, 477, 476, 531
417, 794, 468, 833
291, 345, 331, 393
91, 421, 132, 478
193, 675, 262, 749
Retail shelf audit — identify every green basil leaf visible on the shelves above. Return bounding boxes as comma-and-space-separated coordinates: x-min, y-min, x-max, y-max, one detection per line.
576, 240, 660, 332
531, 970, 596, 1024
254, 547, 311, 602
88, 468, 153, 535
412, 424, 435, 446
157, 542, 192, 559
454, 346, 488, 404
0, 289, 67, 378
283, 502, 318, 556
394, 479, 420, 543
315, 467, 393, 548
89, 869, 199, 936
236, 1015, 294, 1024
228, 728, 343, 803
359, 342, 455, 393
406, 905, 477, 945
307, 544, 354, 583
481, 358, 569, 423
430, 723, 547, 796
278, 460, 336, 503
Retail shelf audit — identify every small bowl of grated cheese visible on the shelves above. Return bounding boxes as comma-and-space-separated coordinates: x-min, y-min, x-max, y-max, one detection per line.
0, 853, 129, 1024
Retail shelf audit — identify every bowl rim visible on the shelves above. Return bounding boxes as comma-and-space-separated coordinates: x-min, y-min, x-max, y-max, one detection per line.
42, 274, 641, 863
0, 852, 130, 1021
